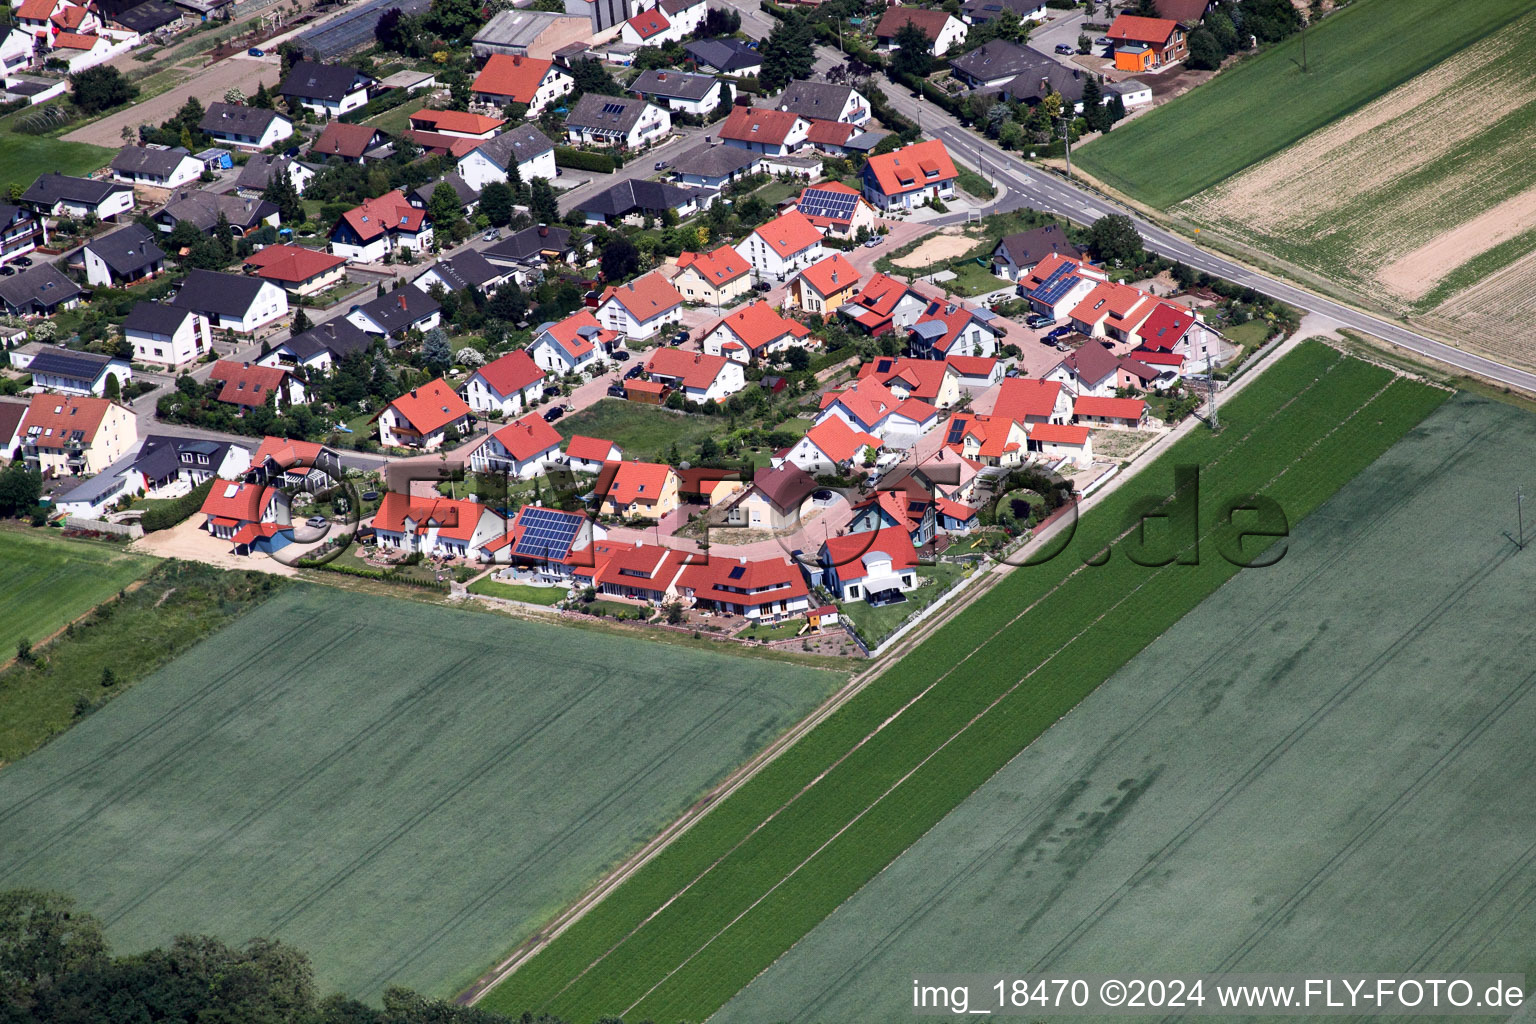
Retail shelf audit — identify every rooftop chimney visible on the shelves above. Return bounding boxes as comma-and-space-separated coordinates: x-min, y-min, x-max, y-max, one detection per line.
399, 294, 407, 310
410, 388, 418, 398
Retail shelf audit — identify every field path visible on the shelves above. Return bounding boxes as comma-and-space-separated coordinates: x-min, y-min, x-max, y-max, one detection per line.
64, 54, 279, 148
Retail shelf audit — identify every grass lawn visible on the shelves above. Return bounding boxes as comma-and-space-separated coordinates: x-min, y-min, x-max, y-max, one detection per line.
1221, 318, 1273, 361
0, 530, 156, 667
735, 620, 804, 642
1075, 0, 1536, 208
468, 577, 567, 605
954, 167, 996, 201
749, 178, 800, 208
0, 134, 113, 195
557, 400, 722, 462
941, 260, 1011, 297
836, 562, 968, 649
0, 586, 839, 1001
366, 100, 418, 137
482, 342, 1449, 1024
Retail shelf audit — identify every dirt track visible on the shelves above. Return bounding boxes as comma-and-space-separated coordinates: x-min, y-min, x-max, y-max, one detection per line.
65, 53, 280, 148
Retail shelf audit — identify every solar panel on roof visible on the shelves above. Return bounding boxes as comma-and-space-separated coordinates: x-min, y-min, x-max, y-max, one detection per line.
513, 506, 582, 559
728, 565, 745, 579
28, 350, 109, 380
946, 421, 966, 444
1032, 262, 1081, 305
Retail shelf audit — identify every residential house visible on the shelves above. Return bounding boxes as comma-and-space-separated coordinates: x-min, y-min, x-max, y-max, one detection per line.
643, 347, 744, 402
1073, 394, 1148, 429
942, 411, 1028, 466
990, 224, 1084, 282
861, 139, 958, 212
816, 376, 936, 447
565, 93, 670, 149
596, 272, 683, 340
847, 482, 936, 545
15, 393, 136, 476
257, 319, 373, 374
856, 356, 962, 408
21, 172, 133, 221
561, 434, 622, 473
838, 272, 928, 336
20, 348, 129, 397
1029, 421, 1092, 467
310, 120, 390, 163
244, 244, 347, 298
482, 223, 582, 270
735, 209, 824, 282
593, 459, 681, 519
992, 376, 1071, 424
139, 434, 250, 491
330, 190, 433, 262
684, 37, 761, 76
782, 415, 881, 474
0, 204, 44, 265
718, 106, 809, 158
981, 52, 1141, 113
948, 38, 1041, 89
123, 301, 209, 367
371, 492, 505, 559
773, 80, 870, 126
658, 0, 706, 36
700, 300, 815, 364
411, 249, 509, 296
197, 102, 293, 150
908, 298, 1003, 359
1132, 299, 1222, 365
817, 526, 919, 603
234, 155, 317, 197
790, 181, 878, 240
467, 412, 562, 477
402, 129, 483, 160
631, 69, 730, 116
960, 0, 1046, 24
461, 349, 547, 417
526, 309, 620, 374
675, 466, 748, 506
480, 501, 604, 571
457, 124, 559, 191
620, 6, 679, 45
471, 9, 590, 61
679, 555, 811, 622
346, 288, 443, 341
152, 190, 280, 237
409, 173, 481, 217
947, 354, 1004, 390
1019, 251, 1108, 321
199, 479, 292, 554
50, 32, 132, 74
1151, 0, 1213, 28
0, 399, 27, 460
110, 146, 201, 188
1044, 341, 1120, 398
672, 245, 751, 308
470, 53, 575, 115
407, 109, 504, 139
0, 263, 82, 316
1105, 13, 1187, 71
787, 252, 861, 314
722, 464, 816, 531
576, 178, 704, 225
873, 6, 967, 55
279, 61, 374, 118
593, 543, 694, 602
81, 223, 164, 288
1066, 280, 1157, 341
374, 378, 473, 450
667, 142, 760, 189
170, 269, 288, 333
207, 359, 306, 411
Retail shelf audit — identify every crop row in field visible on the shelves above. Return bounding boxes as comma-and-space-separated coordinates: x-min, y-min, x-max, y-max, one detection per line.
1074, 0, 1535, 209
0, 531, 156, 664
480, 343, 1448, 1023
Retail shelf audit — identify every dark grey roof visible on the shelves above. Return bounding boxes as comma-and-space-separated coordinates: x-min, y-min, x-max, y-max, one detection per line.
0, 264, 82, 313
658, 0, 700, 13
685, 38, 761, 74
632, 69, 719, 102
842, 129, 890, 153
578, 178, 702, 218
111, 145, 195, 178
994, 224, 1082, 268
416, 249, 502, 291
235, 154, 315, 192
565, 93, 651, 135
157, 190, 279, 232
283, 318, 373, 361
984, 49, 1094, 104
169, 269, 271, 318
774, 80, 856, 120
123, 300, 195, 336
21, 172, 131, 208
668, 142, 759, 178
483, 223, 573, 264
468, 123, 555, 170
113, 0, 182, 31
355, 289, 441, 333
949, 39, 1037, 82
280, 60, 370, 103
85, 224, 165, 276
199, 102, 289, 137
960, 0, 1043, 23
132, 433, 241, 482
409, 173, 480, 209
26, 348, 113, 381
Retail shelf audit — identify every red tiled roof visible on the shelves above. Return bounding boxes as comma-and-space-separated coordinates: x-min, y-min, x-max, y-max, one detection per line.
207, 360, 292, 407
487, 412, 562, 461
797, 253, 861, 299
804, 119, 855, 147
1021, 251, 1099, 292
804, 416, 880, 464
244, 244, 345, 284
599, 272, 683, 321
750, 210, 822, 260
912, 297, 992, 356
676, 245, 749, 285
472, 54, 559, 103
313, 120, 383, 159
498, 503, 588, 559
991, 377, 1063, 421
15, 0, 54, 20
407, 108, 505, 135
251, 435, 327, 468
625, 6, 670, 38
564, 434, 619, 462
600, 460, 676, 506
849, 272, 920, 321
18, 393, 111, 445
719, 106, 804, 146
50, 4, 90, 28
52, 30, 100, 48
645, 347, 732, 390
1030, 422, 1091, 445
541, 309, 618, 360
475, 349, 545, 396
679, 555, 808, 603
856, 356, 951, 402
1074, 395, 1146, 421
1136, 301, 1196, 349
944, 412, 1022, 458
946, 355, 998, 379
1131, 348, 1185, 366
338, 190, 425, 243
874, 5, 953, 40
402, 129, 483, 158
820, 526, 917, 582
795, 180, 866, 228
1106, 12, 1180, 45
709, 300, 810, 352
865, 139, 957, 198
373, 491, 491, 541
200, 480, 274, 522
593, 542, 693, 592
384, 378, 470, 435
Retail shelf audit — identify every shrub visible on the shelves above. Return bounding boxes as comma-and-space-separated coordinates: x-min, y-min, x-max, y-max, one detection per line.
554, 147, 616, 174
140, 478, 215, 532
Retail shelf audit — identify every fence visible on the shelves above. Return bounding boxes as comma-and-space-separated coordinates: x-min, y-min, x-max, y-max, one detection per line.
64, 517, 143, 539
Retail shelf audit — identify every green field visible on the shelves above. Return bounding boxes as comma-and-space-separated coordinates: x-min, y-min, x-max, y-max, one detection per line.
557, 399, 722, 462
717, 391, 1536, 1020
467, 577, 567, 605
1075, 0, 1536, 208
0, 531, 155, 662
0, 136, 116, 196
0, 587, 837, 1001
479, 342, 1448, 1023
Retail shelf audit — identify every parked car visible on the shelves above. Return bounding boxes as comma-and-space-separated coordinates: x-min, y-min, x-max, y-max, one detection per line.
12, 256, 32, 268
483, 229, 499, 241
753, 281, 771, 292
1025, 314, 1055, 329
654, 160, 668, 171
0, 266, 14, 277
672, 331, 690, 345
1054, 43, 1075, 54
612, 349, 630, 362
1095, 35, 1110, 44
543, 406, 565, 422
624, 364, 645, 379
248, 47, 264, 56
305, 515, 327, 529
1047, 324, 1073, 340
606, 384, 626, 398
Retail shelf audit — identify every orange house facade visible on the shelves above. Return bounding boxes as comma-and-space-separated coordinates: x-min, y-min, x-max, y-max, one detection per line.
1106, 14, 1187, 71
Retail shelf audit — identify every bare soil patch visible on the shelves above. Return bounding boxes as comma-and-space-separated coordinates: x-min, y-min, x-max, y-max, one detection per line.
892, 230, 974, 268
